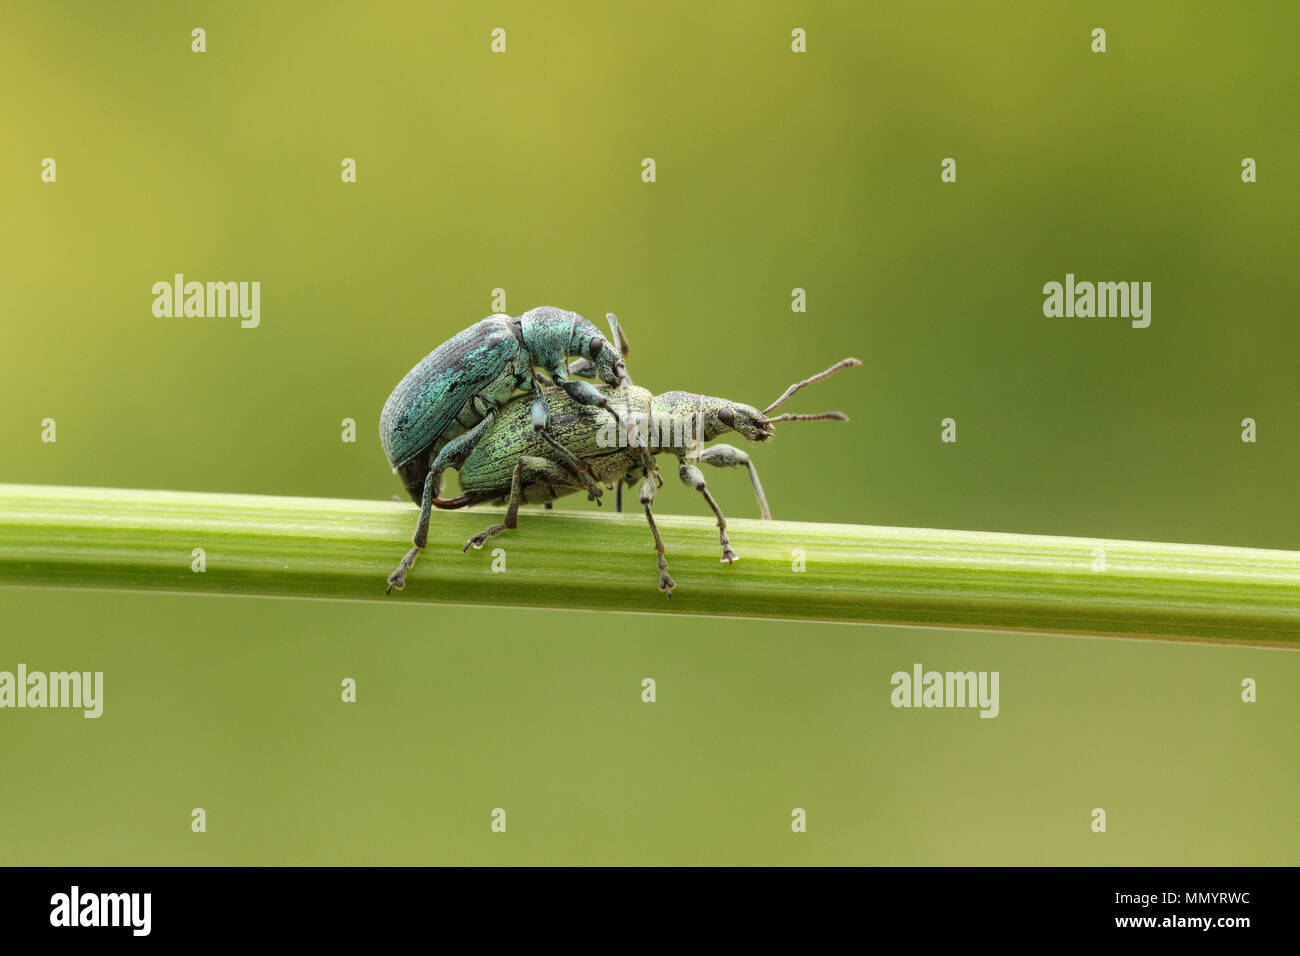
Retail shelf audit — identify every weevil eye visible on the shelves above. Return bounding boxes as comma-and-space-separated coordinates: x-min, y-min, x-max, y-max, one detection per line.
588, 335, 605, 359
718, 406, 735, 427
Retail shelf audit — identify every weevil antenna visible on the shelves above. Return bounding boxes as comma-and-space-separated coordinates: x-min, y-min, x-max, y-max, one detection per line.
762, 357, 861, 415
606, 313, 639, 451
609, 313, 660, 484
606, 312, 631, 357
761, 411, 849, 424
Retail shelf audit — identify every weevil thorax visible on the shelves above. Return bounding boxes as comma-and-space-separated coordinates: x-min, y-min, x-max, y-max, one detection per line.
516, 306, 615, 384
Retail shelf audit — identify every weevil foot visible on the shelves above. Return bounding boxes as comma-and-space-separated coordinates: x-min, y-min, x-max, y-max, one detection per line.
657, 556, 675, 597
559, 461, 601, 502
568, 460, 603, 501
464, 525, 506, 551
386, 546, 420, 594
718, 529, 737, 563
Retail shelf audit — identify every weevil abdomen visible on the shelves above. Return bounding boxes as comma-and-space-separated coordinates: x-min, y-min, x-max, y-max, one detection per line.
381, 318, 534, 501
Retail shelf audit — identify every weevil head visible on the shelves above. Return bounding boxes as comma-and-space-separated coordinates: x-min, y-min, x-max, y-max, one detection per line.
651, 392, 774, 444
711, 397, 853, 441
705, 397, 773, 442
649, 355, 861, 448
586, 336, 627, 388
717, 398, 774, 442
569, 319, 627, 389
518, 306, 629, 387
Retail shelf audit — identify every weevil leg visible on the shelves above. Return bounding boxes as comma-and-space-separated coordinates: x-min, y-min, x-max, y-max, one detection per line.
639, 476, 675, 596
603, 313, 660, 487
386, 466, 437, 594
530, 385, 604, 502
616, 463, 650, 515
550, 376, 619, 421
699, 443, 771, 520
678, 461, 738, 563
464, 456, 582, 551
538, 430, 604, 503
551, 371, 647, 471
386, 411, 497, 594
462, 458, 526, 551
549, 364, 661, 492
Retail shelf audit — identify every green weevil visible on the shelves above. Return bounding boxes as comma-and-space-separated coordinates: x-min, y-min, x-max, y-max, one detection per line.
380, 306, 656, 593
426, 357, 860, 595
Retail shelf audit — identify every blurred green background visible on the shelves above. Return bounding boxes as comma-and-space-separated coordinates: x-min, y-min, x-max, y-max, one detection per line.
1, 0, 1297, 864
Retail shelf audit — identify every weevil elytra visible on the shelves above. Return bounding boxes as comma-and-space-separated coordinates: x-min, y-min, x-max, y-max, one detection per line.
380, 306, 656, 593
428, 357, 860, 596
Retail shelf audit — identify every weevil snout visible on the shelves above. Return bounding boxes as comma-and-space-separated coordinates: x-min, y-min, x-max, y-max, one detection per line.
592, 345, 628, 390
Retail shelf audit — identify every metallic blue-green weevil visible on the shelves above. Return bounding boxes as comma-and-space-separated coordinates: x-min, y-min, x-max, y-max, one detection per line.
380, 306, 651, 593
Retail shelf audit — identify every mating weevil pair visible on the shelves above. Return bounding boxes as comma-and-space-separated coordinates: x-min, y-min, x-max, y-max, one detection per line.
380, 306, 858, 595
379, 305, 656, 593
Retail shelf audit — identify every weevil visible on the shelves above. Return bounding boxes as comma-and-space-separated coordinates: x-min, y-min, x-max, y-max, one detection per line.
428, 357, 860, 595
380, 306, 657, 593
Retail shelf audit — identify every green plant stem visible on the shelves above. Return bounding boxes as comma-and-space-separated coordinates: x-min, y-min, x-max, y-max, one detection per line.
0, 483, 1296, 647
